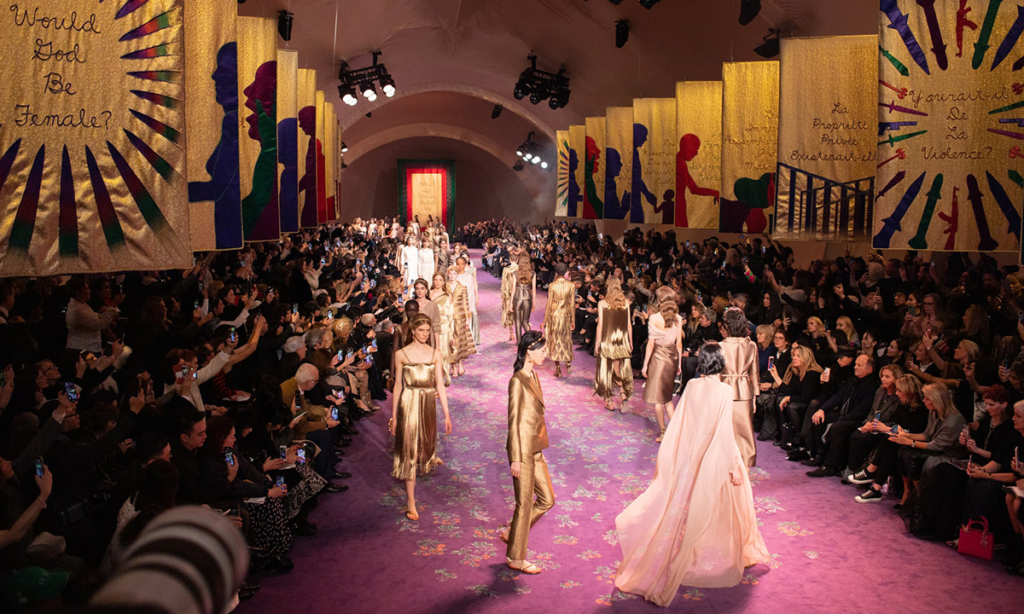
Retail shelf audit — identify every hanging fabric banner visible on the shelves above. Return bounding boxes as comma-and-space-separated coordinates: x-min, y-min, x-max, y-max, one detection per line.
873, 0, 1022, 253
237, 17, 279, 242
568, 125, 586, 218
398, 160, 456, 233
675, 81, 723, 229
297, 69, 318, 229
324, 104, 337, 222
315, 90, 328, 225
0, 0, 191, 276
585, 117, 607, 220
336, 123, 343, 220
775, 35, 877, 242
632, 98, 677, 224
555, 130, 570, 217
604, 107, 634, 221
277, 50, 299, 234
720, 61, 780, 233
185, 0, 242, 252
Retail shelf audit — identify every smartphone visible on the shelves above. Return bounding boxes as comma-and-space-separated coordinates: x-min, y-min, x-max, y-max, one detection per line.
370, 280, 377, 289
372, 339, 378, 349
908, 305, 919, 317
229, 327, 237, 344
279, 445, 288, 460
320, 258, 326, 266
294, 390, 302, 406
276, 475, 285, 488
327, 310, 334, 321
1018, 312, 1023, 323
762, 246, 767, 254
297, 448, 306, 465
64, 381, 78, 402
874, 411, 882, 422
34, 457, 44, 478
292, 303, 299, 315
194, 300, 200, 311
767, 356, 775, 370
224, 449, 235, 467
346, 350, 354, 360
337, 349, 345, 362
331, 407, 339, 421
890, 424, 899, 435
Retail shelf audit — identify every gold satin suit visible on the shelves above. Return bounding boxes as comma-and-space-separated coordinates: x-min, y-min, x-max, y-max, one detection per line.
506, 370, 555, 562
543, 277, 576, 363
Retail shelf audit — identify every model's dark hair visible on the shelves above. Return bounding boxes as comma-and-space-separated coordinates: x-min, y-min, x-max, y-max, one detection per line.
722, 307, 750, 338
696, 341, 725, 376
514, 331, 546, 372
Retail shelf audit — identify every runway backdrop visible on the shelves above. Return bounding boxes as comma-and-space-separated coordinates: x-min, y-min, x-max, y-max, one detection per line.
397, 160, 457, 235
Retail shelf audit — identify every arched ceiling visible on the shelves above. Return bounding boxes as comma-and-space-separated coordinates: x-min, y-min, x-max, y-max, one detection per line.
238, 0, 877, 220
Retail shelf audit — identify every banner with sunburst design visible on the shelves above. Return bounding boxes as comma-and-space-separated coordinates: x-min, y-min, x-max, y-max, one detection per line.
237, 17, 278, 242
277, 49, 299, 234
297, 69, 318, 229
604, 106, 634, 221
632, 98, 676, 224
0, 0, 190, 276
721, 61, 780, 233
324, 104, 337, 222
675, 81, 723, 229
185, 0, 242, 252
585, 117, 606, 220
569, 125, 586, 219
315, 90, 327, 225
555, 130, 569, 217
873, 0, 1023, 253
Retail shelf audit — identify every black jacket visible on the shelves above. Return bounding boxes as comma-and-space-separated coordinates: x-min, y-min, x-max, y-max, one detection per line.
822, 374, 881, 424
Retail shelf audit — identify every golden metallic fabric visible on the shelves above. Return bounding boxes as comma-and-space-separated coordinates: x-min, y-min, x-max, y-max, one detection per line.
555, 130, 570, 217
450, 281, 476, 361
501, 262, 519, 328
569, 125, 587, 219
392, 353, 441, 480
643, 343, 679, 405
507, 450, 554, 562
297, 69, 317, 228
434, 292, 454, 387
543, 278, 576, 363
315, 89, 326, 224
872, 0, 1022, 252
633, 97, 677, 224
185, 0, 241, 252
776, 35, 877, 241
604, 106, 634, 221
585, 116, 607, 219
277, 49, 299, 234
323, 102, 335, 221
0, 0, 190, 276
236, 16, 278, 241
595, 355, 634, 402
336, 114, 343, 220
506, 370, 553, 561
721, 61, 780, 232
598, 306, 632, 360
675, 81, 723, 229
721, 336, 761, 467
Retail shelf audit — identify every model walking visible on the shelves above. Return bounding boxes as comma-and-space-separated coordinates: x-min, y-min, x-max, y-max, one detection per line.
542, 263, 576, 378
512, 256, 536, 344
642, 287, 683, 442
595, 278, 633, 410
720, 308, 760, 467
448, 266, 477, 377
430, 272, 454, 385
501, 257, 519, 342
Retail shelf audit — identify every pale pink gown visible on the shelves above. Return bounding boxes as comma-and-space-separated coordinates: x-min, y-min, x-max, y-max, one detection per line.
614, 376, 770, 606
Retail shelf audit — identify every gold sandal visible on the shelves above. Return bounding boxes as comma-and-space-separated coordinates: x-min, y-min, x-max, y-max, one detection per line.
507, 559, 542, 574
655, 427, 666, 443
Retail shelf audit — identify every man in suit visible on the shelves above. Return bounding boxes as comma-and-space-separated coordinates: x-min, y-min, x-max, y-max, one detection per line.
802, 354, 879, 470
542, 263, 576, 378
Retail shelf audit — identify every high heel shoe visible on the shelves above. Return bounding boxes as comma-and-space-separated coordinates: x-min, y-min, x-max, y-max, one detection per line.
656, 427, 666, 443
554, 364, 562, 378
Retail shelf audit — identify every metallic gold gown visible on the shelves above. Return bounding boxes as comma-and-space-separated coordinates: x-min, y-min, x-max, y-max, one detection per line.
501, 263, 519, 329
434, 292, 454, 386
595, 305, 633, 401
543, 278, 576, 363
451, 281, 477, 362
643, 318, 681, 404
392, 353, 442, 480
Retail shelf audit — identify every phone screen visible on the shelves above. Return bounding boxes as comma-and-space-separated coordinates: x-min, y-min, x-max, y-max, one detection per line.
276, 476, 285, 488
34, 457, 44, 477
297, 448, 306, 464
279, 445, 287, 460
767, 356, 775, 370
331, 407, 339, 421
229, 327, 237, 344
64, 381, 78, 402
292, 303, 299, 314
224, 449, 235, 467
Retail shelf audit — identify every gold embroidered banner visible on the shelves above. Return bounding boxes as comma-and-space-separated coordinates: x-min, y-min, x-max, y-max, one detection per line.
776, 35, 877, 242
324, 103, 336, 222
569, 125, 586, 219
873, 0, 1022, 253
277, 49, 299, 234
315, 90, 327, 225
237, 17, 278, 242
604, 106, 634, 221
336, 122, 343, 221
675, 81, 722, 229
584, 116, 606, 220
720, 61, 779, 233
0, 0, 190, 276
185, 0, 241, 252
555, 129, 569, 217
297, 69, 318, 228
411, 172, 444, 221
632, 98, 676, 224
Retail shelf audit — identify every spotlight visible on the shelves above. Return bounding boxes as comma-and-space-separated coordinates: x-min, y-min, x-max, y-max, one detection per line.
337, 50, 396, 108
512, 53, 570, 110
615, 20, 630, 49
516, 148, 524, 157
540, 161, 549, 169
341, 141, 349, 153
277, 10, 293, 41
531, 156, 541, 165
530, 91, 544, 105
361, 82, 377, 99
513, 160, 525, 171
638, 0, 661, 8
492, 104, 503, 119
338, 85, 358, 106
739, 0, 762, 25
523, 152, 533, 161
380, 74, 396, 97
754, 28, 781, 58
341, 161, 348, 169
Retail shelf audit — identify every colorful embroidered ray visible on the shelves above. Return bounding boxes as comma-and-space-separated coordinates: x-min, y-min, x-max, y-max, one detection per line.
879, 45, 911, 76
993, 5, 1024, 69
1010, 170, 1024, 187
122, 44, 173, 61
881, 0, 930, 74
986, 171, 1022, 240
874, 171, 926, 248
116, 0, 153, 20
84, 146, 127, 249
127, 70, 180, 83
0, 139, 20, 193
966, 174, 997, 250
938, 186, 960, 250
130, 90, 180, 110
58, 146, 78, 257
124, 129, 177, 183
129, 109, 181, 143
107, 142, 169, 231
916, 0, 948, 70
973, 0, 1005, 69
120, 10, 180, 42
908, 173, 943, 249
9, 146, 45, 252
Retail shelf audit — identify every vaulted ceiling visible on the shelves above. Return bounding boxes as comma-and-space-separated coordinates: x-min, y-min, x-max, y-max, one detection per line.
238, 0, 878, 222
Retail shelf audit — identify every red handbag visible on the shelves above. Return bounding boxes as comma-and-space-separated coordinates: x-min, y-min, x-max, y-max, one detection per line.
957, 517, 994, 561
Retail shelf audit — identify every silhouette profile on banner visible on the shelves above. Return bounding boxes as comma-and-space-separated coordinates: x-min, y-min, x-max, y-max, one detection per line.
604, 148, 629, 220
675, 134, 719, 228
567, 147, 581, 218
583, 136, 603, 219
187, 43, 242, 249
297, 106, 318, 228
629, 124, 657, 224
654, 190, 675, 225
241, 61, 279, 240
720, 173, 774, 233
278, 113, 299, 233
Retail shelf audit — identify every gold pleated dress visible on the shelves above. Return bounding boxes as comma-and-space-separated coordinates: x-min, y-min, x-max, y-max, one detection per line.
501, 263, 519, 329
392, 354, 442, 480
434, 292, 454, 386
451, 281, 477, 362
595, 306, 634, 401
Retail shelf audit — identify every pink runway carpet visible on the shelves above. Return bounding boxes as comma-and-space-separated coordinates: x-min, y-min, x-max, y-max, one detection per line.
242, 258, 1024, 613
